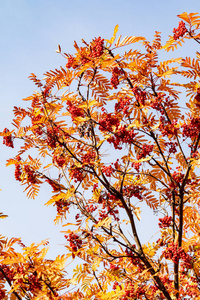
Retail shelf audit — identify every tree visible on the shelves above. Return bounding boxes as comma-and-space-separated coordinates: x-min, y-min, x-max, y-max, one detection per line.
1, 11, 200, 300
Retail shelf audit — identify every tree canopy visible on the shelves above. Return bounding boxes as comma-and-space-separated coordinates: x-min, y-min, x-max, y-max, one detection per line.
1, 12, 200, 300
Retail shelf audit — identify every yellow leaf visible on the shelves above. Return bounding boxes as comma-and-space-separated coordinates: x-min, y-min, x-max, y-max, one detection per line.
137, 156, 153, 163
105, 24, 119, 45
43, 163, 53, 170
0, 213, 8, 219
190, 158, 200, 168
45, 190, 72, 206
95, 217, 112, 228
62, 223, 77, 227
133, 207, 141, 221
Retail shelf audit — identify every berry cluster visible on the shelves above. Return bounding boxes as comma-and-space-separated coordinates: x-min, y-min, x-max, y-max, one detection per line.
121, 281, 145, 300
15, 164, 22, 181
65, 232, 82, 252
46, 126, 60, 149
90, 37, 104, 58
132, 162, 141, 172
31, 113, 42, 125
98, 191, 121, 207
149, 275, 173, 300
158, 216, 172, 228
107, 193, 119, 203
150, 93, 172, 114
137, 144, 154, 160
114, 159, 120, 169
110, 67, 123, 89
56, 199, 70, 214
85, 204, 97, 213
107, 125, 137, 149
179, 276, 199, 298
67, 37, 104, 69
182, 117, 200, 139
2, 128, 14, 148
24, 165, 37, 184
81, 151, 96, 165
123, 185, 143, 200
115, 96, 131, 116
150, 99, 164, 114
109, 263, 120, 272
173, 21, 187, 40
33, 126, 43, 136
70, 167, 84, 182
75, 213, 80, 220
159, 117, 178, 137
102, 165, 114, 177
132, 87, 147, 106
66, 55, 78, 69
148, 284, 159, 298
160, 275, 173, 286
67, 100, 84, 121
28, 274, 41, 293
0, 289, 5, 300
117, 126, 137, 144
20, 273, 42, 294
103, 201, 119, 221
98, 210, 108, 221
99, 113, 120, 132
163, 242, 192, 266
31, 114, 43, 136
96, 193, 120, 221
180, 253, 193, 270
165, 141, 178, 154
113, 281, 121, 290
125, 248, 145, 271
156, 238, 166, 247
169, 170, 184, 189
92, 183, 98, 192
17, 265, 25, 275
80, 48, 91, 65
0, 264, 14, 281
53, 155, 66, 168
150, 93, 165, 113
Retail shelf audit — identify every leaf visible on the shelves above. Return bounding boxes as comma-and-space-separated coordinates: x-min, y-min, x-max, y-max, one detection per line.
56, 44, 61, 53
133, 207, 141, 221
115, 35, 146, 48
95, 217, 112, 229
178, 12, 200, 26
45, 190, 72, 206
142, 190, 159, 209
163, 36, 186, 52
137, 156, 153, 163
0, 213, 8, 219
105, 24, 119, 45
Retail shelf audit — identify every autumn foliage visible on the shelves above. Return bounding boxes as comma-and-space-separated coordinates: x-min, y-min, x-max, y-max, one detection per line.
1, 12, 200, 300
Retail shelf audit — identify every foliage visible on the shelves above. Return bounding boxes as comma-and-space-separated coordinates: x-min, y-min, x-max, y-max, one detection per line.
1, 12, 200, 300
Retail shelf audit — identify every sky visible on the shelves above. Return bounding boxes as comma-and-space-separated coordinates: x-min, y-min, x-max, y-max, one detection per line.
0, 0, 200, 261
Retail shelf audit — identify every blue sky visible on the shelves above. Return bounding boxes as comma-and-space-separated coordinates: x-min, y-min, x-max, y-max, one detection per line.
0, 0, 200, 259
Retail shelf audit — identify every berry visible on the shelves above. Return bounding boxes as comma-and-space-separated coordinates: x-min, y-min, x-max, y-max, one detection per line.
137, 144, 153, 160
2, 128, 14, 148
173, 21, 187, 40
158, 216, 172, 228
110, 67, 123, 89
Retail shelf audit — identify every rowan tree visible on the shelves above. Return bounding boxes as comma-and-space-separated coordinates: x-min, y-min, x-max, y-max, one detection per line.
1, 12, 200, 300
